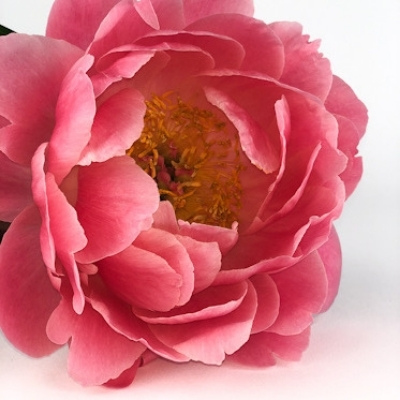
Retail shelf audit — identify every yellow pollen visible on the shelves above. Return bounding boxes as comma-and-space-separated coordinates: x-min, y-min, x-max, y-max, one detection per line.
126, 92, 244, 228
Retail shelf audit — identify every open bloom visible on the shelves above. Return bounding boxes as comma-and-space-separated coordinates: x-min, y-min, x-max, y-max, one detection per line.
0, 0, 367, 387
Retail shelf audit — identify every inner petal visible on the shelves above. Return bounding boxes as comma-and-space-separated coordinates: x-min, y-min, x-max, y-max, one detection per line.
127, 92, 244, 228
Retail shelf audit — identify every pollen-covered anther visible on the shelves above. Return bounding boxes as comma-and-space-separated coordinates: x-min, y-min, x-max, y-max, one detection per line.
127, 92, 244, 228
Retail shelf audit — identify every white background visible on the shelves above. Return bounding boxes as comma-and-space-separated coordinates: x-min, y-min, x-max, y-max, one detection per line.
0, 1, 399, 399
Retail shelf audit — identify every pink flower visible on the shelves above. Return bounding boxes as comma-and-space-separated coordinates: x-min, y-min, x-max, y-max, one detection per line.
0, 0, 367, 387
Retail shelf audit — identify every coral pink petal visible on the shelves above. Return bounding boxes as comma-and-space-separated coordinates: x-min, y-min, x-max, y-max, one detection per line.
92, 48, 155, 96
151, 201, 179, 233
135, 282, 248, 324
150, 282, 257, 364
47, 0, 121, 49
32, 144, 87, 269
262, 327, 311, 361
0, 152, 32, 221
182, 0, 254, 26
230, 327, 311, 366
325, 75, 368, 137
0, 34, 84, 165
0, 206, 60, 357
68, 307, 146, 386
134, 228, 195, 306
89, 285, 189, 362
152, 200, 236, 258
250, 274, 280, 334
335, 116, 363, 197
75, 156, 159, 263
87, 1, 154, 59
269, 22, 332, 101
317, 227, 342, 312
205, 86, 280, 173
268, 251, 328, 335
104, 359, 141, 388
138, 30, 245, 69
133, 0, 159, 30
97, 244, 183, 312
46, 55, 95, 182
187, 13, 284, 77
176, 235, 221, 293
178, 219, 238, 255
80, 88, 146, 164
146, 0, 185, 29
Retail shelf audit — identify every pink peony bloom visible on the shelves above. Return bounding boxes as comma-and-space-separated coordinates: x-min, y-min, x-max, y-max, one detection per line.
0, 0, 367, 387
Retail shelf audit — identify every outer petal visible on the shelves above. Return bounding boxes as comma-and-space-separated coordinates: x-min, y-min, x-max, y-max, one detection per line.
75, 156, 159, 263
250, 274, 280, 334
325, 75, 368, 138
149, 281, 257, 364
46, 55, 95, 182
0, 152, 32, 221
267, 251, 328, 335
46, 0, 122, 49
88, 282, 189, 362
31, 144, 87, 313
317, 227, 342, 312
0, 34, 84, 165
269, 22, 332, 101
47, 294, 146, 386
186, 13, 284, 78
230, 327, 311, 366
0, 206, 60, 357
325, 75, 368, 197
182, 0, 254, 26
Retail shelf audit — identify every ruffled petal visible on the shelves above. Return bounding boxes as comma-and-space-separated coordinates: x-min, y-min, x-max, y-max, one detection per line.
0, 206, 60, 357
0, 152, 32, 221
133, 228, 195, 307
176, 235, 221, 293
149, 281, 257, 364
269, 22, 332, 101
46, 55, 95, 182
79, 88, 146, 164
137, 30, 245, 69
134, 281, 248, 324
47, 0, 121, 49
230, 327, 311, 366
0, 34, 84, 165
187, 13, 284, 78
267, 251, 328, 335
75, 156, 159, 263
182, 0, 254, 26
325, 75, 368, 138
317, 227, 342, 312
47, 293, 146, 386
205, 86, 280, 173
89, 282, 189, 362
97, 243, 183, 312
249, 274, 280, 334
31, 144, 87, 313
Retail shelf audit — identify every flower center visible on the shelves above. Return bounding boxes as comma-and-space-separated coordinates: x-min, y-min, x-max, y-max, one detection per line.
127, 92, 243, 228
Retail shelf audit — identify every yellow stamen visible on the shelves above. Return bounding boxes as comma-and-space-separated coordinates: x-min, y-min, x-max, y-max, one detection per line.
126, 92, 244, 228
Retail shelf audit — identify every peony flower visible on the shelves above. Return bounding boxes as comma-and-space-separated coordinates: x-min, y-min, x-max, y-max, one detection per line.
0, 0, 367, 387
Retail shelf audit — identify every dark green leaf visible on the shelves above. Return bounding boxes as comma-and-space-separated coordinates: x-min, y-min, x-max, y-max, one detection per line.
0, 24, 14, 36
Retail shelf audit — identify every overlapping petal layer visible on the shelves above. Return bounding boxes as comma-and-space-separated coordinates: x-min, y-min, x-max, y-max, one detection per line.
0, 0, 366, 388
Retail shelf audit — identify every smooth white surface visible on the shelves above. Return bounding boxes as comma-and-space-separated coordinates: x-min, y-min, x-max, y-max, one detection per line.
0, 0, 399, 399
